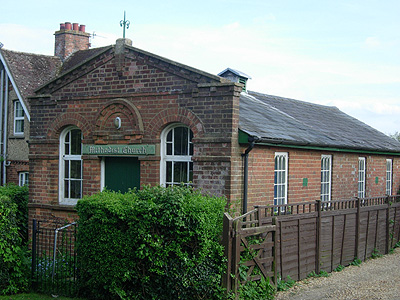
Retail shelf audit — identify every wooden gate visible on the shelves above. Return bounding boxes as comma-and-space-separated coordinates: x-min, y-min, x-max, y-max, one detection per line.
222, 208, 277, 294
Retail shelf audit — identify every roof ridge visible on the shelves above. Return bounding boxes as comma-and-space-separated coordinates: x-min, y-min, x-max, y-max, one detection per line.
248, 90, 338, 110
0, 48, 58, 59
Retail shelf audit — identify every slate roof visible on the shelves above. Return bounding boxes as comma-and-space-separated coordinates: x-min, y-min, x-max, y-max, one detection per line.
239, 91, 400, 153
60, 46, 112, 75
0, 49, 62, 111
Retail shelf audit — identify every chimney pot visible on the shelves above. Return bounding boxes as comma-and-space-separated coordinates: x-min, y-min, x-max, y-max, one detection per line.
55, 22, 91, 61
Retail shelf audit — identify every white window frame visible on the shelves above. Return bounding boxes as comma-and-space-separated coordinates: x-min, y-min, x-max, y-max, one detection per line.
321, 155, 332, 202
386, 159, 393, 195
19, 172, 29, 186
358, 157, 366, 198
14, 101, 24, 135
274, 152, 288, 206
59, 126, 82, 205
160, 124, 193, 187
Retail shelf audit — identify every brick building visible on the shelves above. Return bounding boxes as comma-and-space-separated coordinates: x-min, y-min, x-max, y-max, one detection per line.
0, 44, 61, 186
2, 22, 400, 223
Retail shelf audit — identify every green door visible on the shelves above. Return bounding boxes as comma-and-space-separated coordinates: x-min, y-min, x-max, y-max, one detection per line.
105, 157, 140, 193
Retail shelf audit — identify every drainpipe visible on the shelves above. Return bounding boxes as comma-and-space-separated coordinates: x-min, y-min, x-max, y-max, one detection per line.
241, 136, 258, 214
2, 73, 7, 185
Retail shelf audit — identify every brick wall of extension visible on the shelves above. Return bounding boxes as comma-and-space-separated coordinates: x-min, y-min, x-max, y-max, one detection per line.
244, 146, 400, 209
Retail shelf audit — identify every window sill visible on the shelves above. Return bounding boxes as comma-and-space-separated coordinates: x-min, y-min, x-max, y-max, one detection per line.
10, 134, 25, 139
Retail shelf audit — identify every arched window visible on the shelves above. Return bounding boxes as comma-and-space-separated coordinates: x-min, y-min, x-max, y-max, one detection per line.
59, 126, 82, 205
160, 124, 193, 187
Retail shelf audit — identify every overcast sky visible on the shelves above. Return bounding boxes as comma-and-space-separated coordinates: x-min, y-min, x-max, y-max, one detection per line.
1, 0, 399, 135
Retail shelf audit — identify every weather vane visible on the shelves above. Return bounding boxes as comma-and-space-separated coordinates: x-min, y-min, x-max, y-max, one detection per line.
120, 11, 130, 39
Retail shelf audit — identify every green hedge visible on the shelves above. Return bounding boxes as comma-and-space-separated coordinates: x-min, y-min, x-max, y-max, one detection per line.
76, 185, 227, 300
0, 184, 29, 244
0, 195, 29, 295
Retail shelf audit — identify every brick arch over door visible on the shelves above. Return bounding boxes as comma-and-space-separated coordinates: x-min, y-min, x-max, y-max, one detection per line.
94, 98, 144, 144
148, 108, 205, 139
47, 112, 91, 140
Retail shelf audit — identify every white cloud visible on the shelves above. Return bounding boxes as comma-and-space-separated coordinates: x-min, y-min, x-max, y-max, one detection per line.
364, 36, 381, 48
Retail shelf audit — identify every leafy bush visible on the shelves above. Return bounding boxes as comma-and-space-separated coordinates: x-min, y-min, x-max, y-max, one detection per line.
0, 195, 29, 295
76, 185, 227, 300
0, 184, 29, 244
276, 275, 296, 292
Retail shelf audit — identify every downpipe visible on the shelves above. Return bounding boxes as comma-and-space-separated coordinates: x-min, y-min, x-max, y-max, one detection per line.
241, 136, 258, 214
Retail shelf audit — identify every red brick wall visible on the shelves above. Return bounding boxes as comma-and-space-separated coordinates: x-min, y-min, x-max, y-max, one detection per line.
244, 146, 400, 209
6, 160, 29, 185
29, 46, 240, 223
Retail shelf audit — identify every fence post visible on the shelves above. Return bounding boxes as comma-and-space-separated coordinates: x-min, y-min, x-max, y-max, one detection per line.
31, 219, 37, 288
316, 200, 321, 274
222, 213, 233, 293
386, 195, 391, 254
355, 198, 361, 259
272, 217, 277, 286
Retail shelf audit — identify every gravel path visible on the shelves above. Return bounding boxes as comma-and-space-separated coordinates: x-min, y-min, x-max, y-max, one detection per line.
275, 247, 400, 300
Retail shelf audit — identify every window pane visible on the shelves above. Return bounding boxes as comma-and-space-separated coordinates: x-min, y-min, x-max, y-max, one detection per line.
15, 102, 24, 117
70, 180, 82, 199
167, 130, 172, 142
174, 162, 188, 183
189, 162, 193, 182
167, 143, 172, 155
64, 180, 69, 198
166, 161, 172, 183
189, 131, 193, 155
64, 160, 70, 178
70, 160, 82, 179
70, 129, 82, 155
174, 127, 188, 155
15, 120, 24, 133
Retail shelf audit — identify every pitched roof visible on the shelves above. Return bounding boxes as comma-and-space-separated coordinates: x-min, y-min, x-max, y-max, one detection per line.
0, 49, 61, 112
218, 68, 252, 79
239, 91, 400, 153
60, 46, 112, 74
36, 43, 230, 94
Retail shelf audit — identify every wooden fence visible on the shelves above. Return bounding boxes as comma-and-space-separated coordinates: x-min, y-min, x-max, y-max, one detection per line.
222, 195, 400, 293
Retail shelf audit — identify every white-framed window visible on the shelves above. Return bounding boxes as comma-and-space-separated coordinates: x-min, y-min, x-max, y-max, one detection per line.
19, 172, 29, 186
386, 159, 393, 195
358, 157, 366, 198
321, 155, 332, 202
274, 152, 288, 206
160, 124, 193, 187
14, 101, 24, 135
59, 126, 82, 205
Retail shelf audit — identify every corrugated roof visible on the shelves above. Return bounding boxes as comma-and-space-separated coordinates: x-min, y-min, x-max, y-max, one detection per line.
239, 91, 400, 152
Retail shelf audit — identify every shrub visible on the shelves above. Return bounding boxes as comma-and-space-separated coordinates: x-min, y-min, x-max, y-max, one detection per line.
0, 184, 29, 244
76, 185, 227, 300
0, 195, 29, 295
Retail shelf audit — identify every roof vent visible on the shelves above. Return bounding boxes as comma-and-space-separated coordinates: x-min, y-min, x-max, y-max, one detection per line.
218, 68, 251, 92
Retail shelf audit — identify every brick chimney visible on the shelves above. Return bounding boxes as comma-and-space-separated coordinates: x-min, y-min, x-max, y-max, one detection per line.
54, 22, 90, 61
